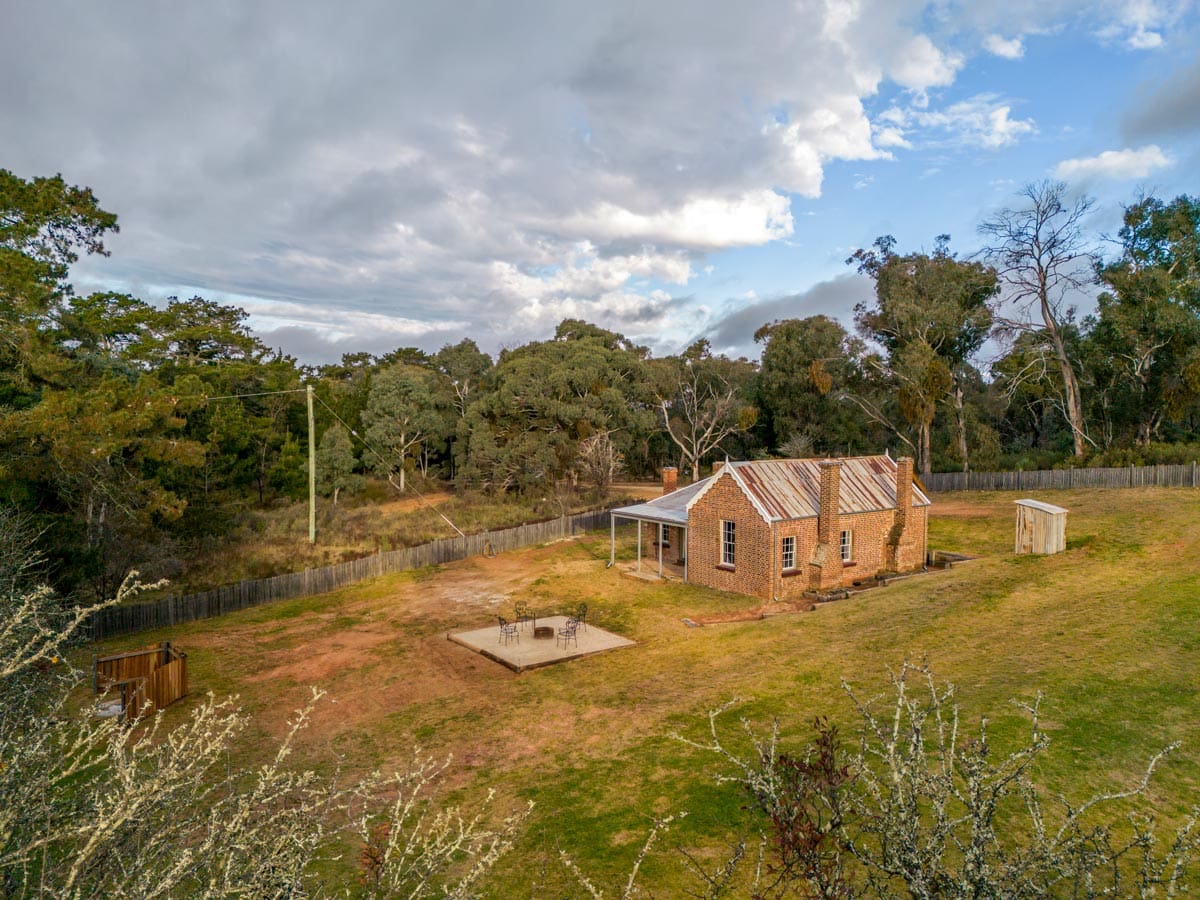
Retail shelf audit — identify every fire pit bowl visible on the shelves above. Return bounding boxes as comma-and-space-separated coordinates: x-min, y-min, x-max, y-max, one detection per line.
533, 625, 554, 640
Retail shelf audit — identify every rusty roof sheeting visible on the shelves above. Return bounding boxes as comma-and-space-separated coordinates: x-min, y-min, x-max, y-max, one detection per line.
728, 456, 930, 521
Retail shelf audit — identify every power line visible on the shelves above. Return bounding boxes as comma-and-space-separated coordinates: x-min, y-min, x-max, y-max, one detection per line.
312, 394, 465, 538
202, 388, 309, 401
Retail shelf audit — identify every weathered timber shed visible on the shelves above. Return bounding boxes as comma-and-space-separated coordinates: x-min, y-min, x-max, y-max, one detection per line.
1014, 499, 1068, 555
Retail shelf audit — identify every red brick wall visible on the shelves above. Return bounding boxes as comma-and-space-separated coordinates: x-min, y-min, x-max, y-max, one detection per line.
775, 518, 819, 600
686, 468, 929, 600
687, 472, 772, 599
895, 504, 928, 571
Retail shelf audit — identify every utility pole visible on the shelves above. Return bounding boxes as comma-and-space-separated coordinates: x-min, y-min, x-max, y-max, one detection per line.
307, 383, 316, 544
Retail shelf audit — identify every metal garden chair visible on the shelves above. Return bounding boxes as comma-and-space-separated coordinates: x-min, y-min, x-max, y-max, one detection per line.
498, 616, 519, 644
556, 616, 579, 649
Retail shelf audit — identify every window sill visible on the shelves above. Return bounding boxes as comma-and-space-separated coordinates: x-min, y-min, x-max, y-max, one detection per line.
716, 564, 735, 572
781, 569, 801, 578
842, 561, 857, 568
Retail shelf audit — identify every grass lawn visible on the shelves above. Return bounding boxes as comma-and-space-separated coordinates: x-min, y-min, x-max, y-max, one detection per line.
89, 487, 1200, 894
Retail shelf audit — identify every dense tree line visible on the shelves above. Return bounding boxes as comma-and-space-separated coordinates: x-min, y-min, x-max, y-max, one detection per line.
3, 169, 1199, 597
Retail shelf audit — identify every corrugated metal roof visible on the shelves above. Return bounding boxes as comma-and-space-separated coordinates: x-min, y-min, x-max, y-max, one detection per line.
726, 455, 930, 522
611, 477, 711, 525
1015, 498, 1068, 515
612, 455, 930, 526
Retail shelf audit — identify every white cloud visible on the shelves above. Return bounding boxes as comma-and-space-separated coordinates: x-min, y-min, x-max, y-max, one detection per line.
0, 0, 989, 358
887, 34, 965, 89
983, 34, 1026, 58
1126, 27, 1165, 47
561, 191, 795, 250
1094, 0, 1187, 48
880, 94, 1037, 150
1053, 144, 1173, 180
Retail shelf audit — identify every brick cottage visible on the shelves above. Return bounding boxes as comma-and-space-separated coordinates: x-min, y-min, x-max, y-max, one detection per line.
610, 454, 930, 600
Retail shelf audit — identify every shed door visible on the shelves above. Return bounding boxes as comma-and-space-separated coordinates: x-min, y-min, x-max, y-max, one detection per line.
1017, 509, 1034, 554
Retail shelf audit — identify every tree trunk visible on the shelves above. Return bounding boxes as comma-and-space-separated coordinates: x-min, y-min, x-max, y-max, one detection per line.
399, 432, 407, 491
952, 380, 969, 473
1042, 293, 1086, 458
918, 420, 931, 477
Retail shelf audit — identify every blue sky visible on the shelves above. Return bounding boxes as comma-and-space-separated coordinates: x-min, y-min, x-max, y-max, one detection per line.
3, 1, 1197, 363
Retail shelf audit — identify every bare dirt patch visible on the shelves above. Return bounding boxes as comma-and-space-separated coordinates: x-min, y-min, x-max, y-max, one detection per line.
178, 537, 601, 749
374, 491, 453, 516
690, 599, 813, 625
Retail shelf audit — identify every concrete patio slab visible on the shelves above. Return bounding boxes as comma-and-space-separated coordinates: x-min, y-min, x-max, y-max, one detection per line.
448, 615, 635, 673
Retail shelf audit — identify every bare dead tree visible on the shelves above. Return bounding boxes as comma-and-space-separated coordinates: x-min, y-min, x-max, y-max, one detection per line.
660, 361, 755, 482
576, 430, 625, 492
979, 181, 1098, 458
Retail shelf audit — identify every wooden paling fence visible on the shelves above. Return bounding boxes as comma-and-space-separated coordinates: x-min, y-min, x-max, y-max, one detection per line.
87, 508, 615, 641
94, 641, 188, 722
923, 462, 1200, 493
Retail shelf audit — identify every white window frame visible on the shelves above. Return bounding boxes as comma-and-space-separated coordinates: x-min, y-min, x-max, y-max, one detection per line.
721, 520, 736, 566
840, 529, 853, 563
781, 535, 796, 571
659, 524, 670, 549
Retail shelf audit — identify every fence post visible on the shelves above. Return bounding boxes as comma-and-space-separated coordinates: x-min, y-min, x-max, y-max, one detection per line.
1130, 463, 1135, 487
1193, 460, 1197, 487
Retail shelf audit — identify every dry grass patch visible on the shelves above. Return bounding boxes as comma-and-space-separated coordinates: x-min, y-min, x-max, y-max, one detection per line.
90, 488, 1200, 894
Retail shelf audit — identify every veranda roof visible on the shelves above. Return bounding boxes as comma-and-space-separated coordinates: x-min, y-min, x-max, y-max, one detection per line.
610, 477, 710, 525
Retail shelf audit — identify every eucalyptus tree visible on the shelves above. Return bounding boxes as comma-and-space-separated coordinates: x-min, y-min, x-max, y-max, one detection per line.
362, 362, 447, 491
457, 320, 654, 494
849, 235, 997, 474
657, 339, 758, 481
753, 315, 866, 456
979, 181, 1097, 459
1091, 194, 1200, 445
433, 338, 493, 420
317, 423, 361, 505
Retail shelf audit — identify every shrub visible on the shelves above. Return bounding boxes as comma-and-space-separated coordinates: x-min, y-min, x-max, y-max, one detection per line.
0, 560, 528, 896
679, 662, 1200, 897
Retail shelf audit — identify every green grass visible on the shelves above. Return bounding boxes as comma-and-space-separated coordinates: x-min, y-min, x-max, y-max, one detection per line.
89, 487, 1200, 895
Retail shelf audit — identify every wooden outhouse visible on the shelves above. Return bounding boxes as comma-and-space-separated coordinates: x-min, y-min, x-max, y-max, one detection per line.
1014, 499, 1068, 555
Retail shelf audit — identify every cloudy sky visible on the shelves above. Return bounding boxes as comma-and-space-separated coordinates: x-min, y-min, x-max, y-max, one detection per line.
4, 1, 1198, 363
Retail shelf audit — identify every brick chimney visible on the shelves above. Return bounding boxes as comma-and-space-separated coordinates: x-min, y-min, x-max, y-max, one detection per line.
894, 456, 913, 528
661, 466, 678, 495
817, 459, 842, 546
